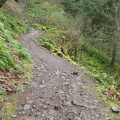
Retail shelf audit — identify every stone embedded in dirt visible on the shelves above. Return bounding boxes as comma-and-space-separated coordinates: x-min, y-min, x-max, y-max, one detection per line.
94, 99, 98, 103
19, 111, 25, 115
27, 100, 33, 104
95, 114, 100, 118
63, 82, 70, 86
54, 105, 61, 110
33, 104, 37, 108
111, 106, 119, 113
65, 101, 72, 106
103, 91, 108, 95
72, 100, 88, 108
54, 70, 60, 75
72, 71, 79, 75
0, 79, 5, 84
11, 114, 17, 118
105, 117, 112, 120
89, 105, 97, 110
24, 104, 31, 110
20, 87, 24, 93
72, 100, 81, 106
23, 82, 29, 85
6, 88, 13, 92
39, 85, 45, 88
74, 117, 82, 120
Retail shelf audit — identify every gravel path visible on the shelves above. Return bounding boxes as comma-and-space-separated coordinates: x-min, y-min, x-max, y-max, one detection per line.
15, 28, 113, 120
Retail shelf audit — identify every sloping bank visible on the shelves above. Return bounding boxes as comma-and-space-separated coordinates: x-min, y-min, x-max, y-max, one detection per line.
0, 10, 32, 119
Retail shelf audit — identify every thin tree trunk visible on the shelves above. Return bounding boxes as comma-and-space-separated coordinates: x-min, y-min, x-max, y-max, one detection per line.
74, 45, 77, 61
110, 41, 117, 71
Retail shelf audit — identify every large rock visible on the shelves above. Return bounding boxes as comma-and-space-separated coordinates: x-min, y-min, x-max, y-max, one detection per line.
2, 0, 26, 20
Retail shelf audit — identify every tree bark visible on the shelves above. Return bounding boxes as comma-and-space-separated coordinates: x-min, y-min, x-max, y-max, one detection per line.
74, 45, 77, 61
110, 41, 117, 71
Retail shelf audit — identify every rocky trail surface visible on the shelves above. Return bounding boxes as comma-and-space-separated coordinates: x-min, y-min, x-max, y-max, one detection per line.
15, 28, 113, 120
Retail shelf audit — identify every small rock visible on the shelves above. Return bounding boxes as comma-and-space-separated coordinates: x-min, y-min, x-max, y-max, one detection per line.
0, 79, 5, 84
11, 114, 17, 118
72, 109, 78, 114
55, 70, 60, 75
39, 85, 45, 88
54, 105, 61, 110
24, 104, 31, 110
95, 114, 100, 118
89, 106, 96, 110
106, 117, 112, 120
20, 87, 24, 93
94, 100, 98, 103
103, 91, 108, 95
111, 106, 119, 113
72, 71, 79, 75
72, 100, 87, 107
23, 82, 29, 85
6, 88, 13, 92
74, 117, 81, 120
65, 101, 72, 106
27, 100, 33, 104
33, 105, 36, 108
19, 111, 25, 115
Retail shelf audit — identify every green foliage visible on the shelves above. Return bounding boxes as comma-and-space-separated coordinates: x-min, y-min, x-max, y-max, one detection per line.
0, 10, 32, 119
27, 0, 63, 18
0, 0, 6, 7
0, 17, 31, 71
0, 11, 29, 37
82, 43, 110, 65
0, 11, 31, 71
35, 24, 63, 55
60, 0, 81, 16
33, 24, 65, 47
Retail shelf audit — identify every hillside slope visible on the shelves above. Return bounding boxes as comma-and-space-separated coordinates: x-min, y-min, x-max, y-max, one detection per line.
0, 10, 31, 119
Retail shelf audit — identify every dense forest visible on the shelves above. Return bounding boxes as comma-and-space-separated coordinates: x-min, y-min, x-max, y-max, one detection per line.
56, 0, 120, 88
0, 0, 120, 119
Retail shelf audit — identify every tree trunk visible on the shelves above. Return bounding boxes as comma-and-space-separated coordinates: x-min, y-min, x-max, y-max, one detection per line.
74, 45, 77, 61
110, 41, 117, 71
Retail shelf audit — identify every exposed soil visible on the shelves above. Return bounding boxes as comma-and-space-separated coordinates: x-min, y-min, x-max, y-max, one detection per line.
15, 28, 114, 120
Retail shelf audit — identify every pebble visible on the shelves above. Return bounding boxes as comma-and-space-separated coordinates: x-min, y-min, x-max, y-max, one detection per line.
39, 85, 45, 88
24, 104, 31, 110
19, 111, 25, 115
20, 87, 24, 93
89, 106, 96, 110
27, 100, 33, 104
7, 88, 13, 92
111, 106, 119, 113
74, 117, 81, 120
23, 82, 30, 85
11, 114, 17, 118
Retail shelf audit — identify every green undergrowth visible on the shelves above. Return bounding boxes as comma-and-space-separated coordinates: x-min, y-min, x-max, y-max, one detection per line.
33, 23, 76, 65
79, 43, 120, 103
0, 10, 32, 119
28, 0, 63, 18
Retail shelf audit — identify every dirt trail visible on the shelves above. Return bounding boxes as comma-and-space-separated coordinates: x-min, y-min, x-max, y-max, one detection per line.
15, 28, 113, 120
